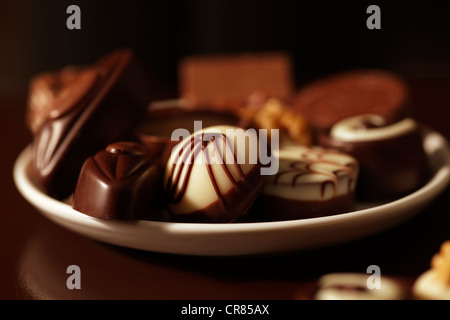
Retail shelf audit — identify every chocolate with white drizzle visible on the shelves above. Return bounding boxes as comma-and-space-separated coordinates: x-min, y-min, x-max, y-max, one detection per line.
319, 114, 429, 200
164, 125, 263, 223
254, 145, 359, 221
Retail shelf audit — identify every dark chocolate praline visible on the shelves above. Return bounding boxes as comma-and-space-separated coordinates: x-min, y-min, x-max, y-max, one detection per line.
30, 49, 152, 199
72, 141, 163, 220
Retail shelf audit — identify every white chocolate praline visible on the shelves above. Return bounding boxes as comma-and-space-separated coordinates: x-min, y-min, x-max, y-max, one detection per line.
262, 146, 358, 201
315, 273, 405, 300
413, 270, 450, 300
413, 240, 450, 300
164, 125, 260, 216
330, 114, 417, 142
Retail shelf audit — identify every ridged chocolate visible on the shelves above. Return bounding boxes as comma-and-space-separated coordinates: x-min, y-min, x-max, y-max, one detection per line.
72, 142, 163, 220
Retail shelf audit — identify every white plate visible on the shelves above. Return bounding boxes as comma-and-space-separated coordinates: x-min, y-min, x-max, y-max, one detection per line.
13, 130, 450, 256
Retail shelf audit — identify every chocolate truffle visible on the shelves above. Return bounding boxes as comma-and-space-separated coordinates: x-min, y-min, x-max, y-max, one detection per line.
72, 141, 163, 220
315, 273, 406, 300
413, 241, 450, 300
30, 49, 152, 199
164, 125, 263, 223
254, 145, 359, 221
292, 69, 410, 137
319, 114, 429, 201
179, 52, 294, 111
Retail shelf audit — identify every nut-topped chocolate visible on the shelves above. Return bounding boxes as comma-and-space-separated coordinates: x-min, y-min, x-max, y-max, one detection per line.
164, 125, 263, 223
72, 141, 163, 220
254, 145, 359, 221
30, 49, 152, 199
239, 92, 312, 147
319, 114, 429, 200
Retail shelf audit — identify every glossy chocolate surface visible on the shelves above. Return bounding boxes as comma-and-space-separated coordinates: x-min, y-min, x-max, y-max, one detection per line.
30, 49, 152, 199
72, 141, 163, 220
293, 69, 410, 134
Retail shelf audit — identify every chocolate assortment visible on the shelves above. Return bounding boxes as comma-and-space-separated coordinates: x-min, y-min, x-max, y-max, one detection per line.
25, 49, 431, 222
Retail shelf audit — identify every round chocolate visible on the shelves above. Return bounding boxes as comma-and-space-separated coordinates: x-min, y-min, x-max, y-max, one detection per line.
253, 145, 359, 221
293, 69, 410, 134
72, 141, 163, 220
319, 114, 429, 201
164, 125, 263, 223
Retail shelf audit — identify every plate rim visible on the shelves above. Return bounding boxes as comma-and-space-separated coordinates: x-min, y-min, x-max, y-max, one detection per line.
13, 129, 450, 255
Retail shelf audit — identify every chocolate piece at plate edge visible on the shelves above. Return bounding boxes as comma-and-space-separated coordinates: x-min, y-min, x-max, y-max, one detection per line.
30, 49, 153, 200
318, 114, 429, 201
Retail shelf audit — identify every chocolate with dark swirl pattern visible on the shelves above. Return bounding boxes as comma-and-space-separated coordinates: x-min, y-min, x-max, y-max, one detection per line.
253, 145, 359, 221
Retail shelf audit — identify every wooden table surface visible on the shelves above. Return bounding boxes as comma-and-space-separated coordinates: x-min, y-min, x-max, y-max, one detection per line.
1, 77, 450, 300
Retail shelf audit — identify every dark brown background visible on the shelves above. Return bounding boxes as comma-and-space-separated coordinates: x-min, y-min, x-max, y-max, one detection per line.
1, 0, 450, 301
1, 0, 450, 95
